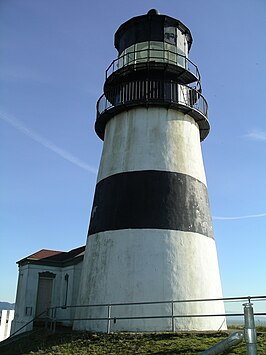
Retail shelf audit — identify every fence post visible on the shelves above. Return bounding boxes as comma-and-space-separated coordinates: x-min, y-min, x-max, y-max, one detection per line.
171, 301, 175, 332
243, 303, 257, 355
107, 305, 111, 334
52, 307, 57, 333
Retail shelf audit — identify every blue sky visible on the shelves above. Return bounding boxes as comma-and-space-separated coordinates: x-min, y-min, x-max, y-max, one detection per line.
1, 0, 266, 305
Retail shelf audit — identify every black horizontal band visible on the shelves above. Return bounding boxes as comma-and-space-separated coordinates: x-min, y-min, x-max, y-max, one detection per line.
88, 170, 213, 239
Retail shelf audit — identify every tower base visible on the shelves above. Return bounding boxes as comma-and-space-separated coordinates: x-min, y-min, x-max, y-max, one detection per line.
74, 229, 227, 332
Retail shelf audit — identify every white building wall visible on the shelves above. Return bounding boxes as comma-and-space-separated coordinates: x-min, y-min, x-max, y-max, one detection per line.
55, 263, 84, 326
11, 260, 84, 335
11, 264, 61, 335
0, 310, 15, 342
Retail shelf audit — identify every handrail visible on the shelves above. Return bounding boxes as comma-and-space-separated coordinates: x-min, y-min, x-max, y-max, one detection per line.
47, 295, 266, 325
9, 309, 50, 339
105, 48, 201, 83
96, 80, 208, 119
7, 297, 263, 354
46, 295, 266, 338
54, 295, 266, 309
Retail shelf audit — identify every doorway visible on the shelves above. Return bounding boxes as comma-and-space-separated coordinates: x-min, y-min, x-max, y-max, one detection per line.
35, 272, 55, 318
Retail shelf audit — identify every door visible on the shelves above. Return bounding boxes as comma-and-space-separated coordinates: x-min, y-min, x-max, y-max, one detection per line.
35, 276, 54, 317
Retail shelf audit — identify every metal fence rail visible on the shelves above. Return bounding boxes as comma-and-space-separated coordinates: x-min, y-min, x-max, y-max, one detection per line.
10, 295, 265, 354
46, 295, 266, 333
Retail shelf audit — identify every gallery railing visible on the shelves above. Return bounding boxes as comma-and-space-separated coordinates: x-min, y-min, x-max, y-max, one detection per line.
97, 81, 208, 120
105, 48, 200, 83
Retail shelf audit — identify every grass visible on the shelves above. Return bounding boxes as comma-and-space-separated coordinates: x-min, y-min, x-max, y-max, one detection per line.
1, 328, 266, 354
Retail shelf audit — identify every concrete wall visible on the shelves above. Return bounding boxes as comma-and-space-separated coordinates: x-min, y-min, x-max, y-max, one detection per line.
0, 310, 14, 342
76, 107, 226, 332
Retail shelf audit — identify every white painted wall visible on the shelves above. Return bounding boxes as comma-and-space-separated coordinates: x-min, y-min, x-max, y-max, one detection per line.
75, 230, 226, 332
55, 263, 84, 326
0, 310, 14, 341
11, 261, 83, 335
97, 108, 207, 185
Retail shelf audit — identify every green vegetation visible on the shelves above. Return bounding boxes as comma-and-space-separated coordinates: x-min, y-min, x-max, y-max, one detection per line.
1, 328, 266, 354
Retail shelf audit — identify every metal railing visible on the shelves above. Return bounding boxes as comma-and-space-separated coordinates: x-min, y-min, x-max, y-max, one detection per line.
8, 296, 265, 354
46, 295, 266, 333
97, 80, 208, 120
9, 309, 50, 339
106, 48, 200, 82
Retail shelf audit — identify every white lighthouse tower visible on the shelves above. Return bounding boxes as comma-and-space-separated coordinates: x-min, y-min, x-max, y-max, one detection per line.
76, 9, 226, 332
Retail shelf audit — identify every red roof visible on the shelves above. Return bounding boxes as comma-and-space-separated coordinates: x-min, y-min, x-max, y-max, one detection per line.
27, 249, 64, 260
17, 246, 85, 265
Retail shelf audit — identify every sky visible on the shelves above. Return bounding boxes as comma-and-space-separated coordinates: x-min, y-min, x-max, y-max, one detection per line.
1, 0, 266, 307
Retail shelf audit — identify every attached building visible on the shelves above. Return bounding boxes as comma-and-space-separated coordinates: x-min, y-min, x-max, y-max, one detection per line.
11, 246, 85, 335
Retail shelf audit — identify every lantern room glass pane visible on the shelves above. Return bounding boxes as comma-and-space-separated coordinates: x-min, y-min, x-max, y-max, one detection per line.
177, 48, 186, 68
125, 45, 135, 65
165, 43, 177, 65
118, 40, 188, 69
135, 42, 148, 63
149, 41, 164, 62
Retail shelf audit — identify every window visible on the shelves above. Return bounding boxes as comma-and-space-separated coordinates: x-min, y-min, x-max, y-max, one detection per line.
135, 42, 148, 63
25, 307, 32, 316
149, 41, 164, 62
164, 27, 177, 45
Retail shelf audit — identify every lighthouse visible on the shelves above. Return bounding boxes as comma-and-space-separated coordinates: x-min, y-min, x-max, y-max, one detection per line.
75, 9, 226, 332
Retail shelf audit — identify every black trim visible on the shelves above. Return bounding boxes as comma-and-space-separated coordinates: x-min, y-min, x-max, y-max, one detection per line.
18, 255, 84, 267
104, 62, 199, 88
88, 171, 213, 239
115, 11, 192, 54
